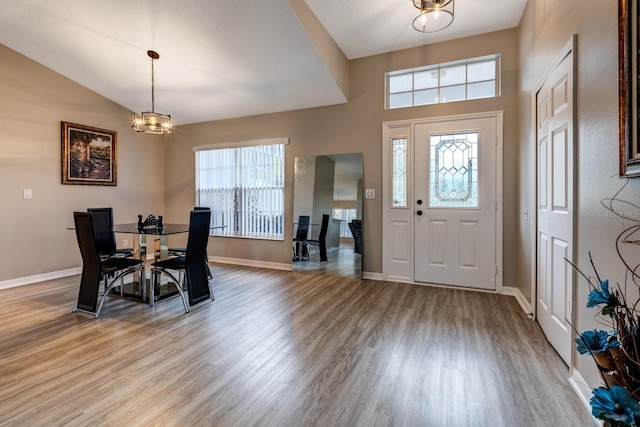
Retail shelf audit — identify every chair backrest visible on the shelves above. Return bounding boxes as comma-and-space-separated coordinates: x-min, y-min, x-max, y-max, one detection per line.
318, 214, 330, 241
87, 207, 116, 256
296, 215, 310, 240
73, 211, 102, 313
348, 221, 362, 254
348, 222, 360, 239
185, 209, 212, 305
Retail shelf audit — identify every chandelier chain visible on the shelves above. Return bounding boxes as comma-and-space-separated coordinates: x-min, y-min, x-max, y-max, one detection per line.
151, 56, 155, 113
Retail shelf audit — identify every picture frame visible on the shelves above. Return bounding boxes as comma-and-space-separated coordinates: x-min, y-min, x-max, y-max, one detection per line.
61, 121, 117, 186
619, 0, 640, 176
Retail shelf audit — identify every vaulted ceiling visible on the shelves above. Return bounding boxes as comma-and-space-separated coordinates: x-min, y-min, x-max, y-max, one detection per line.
0, 0, 527, 125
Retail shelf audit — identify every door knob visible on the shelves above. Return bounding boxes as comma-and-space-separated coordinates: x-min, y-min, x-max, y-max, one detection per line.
417, 199, 423, 205
417, 210, 423, 216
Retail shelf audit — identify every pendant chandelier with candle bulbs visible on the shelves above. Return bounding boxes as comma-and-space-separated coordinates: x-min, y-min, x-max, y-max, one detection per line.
412, 0, 455, 33
132, 50, 173, 134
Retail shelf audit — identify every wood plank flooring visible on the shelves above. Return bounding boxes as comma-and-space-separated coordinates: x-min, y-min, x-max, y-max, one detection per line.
0, 264, 592, 426
292, 246, 361, 279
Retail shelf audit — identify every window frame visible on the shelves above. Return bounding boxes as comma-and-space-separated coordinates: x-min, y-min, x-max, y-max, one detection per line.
385, 54, 501, 109
193, 138, 288, 241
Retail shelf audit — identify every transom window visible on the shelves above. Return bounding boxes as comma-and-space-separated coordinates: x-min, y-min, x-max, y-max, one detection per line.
195, 140, 285, 240
386, 54, 500, 109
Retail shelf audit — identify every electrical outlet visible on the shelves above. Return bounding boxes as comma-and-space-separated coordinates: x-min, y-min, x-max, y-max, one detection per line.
365, 189, 375, 199
123, 239, 129, 247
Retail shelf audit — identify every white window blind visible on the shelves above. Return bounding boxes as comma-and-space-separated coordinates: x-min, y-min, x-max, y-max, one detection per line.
196, 142, 285, 240
332, 208, 357, 237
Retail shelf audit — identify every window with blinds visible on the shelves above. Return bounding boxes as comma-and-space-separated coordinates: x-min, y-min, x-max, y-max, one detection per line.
195, 142, 285, 240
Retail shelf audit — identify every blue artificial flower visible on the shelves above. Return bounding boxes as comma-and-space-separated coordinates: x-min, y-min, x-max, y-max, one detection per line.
591, 386, 640, 425
575, 330, 621, 355
587, 280, 613, 307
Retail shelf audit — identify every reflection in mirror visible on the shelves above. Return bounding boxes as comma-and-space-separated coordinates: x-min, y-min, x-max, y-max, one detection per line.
293, 153, 363, 279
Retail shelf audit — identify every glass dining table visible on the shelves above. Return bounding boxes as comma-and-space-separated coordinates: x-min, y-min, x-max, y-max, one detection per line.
69, 220, 224, 307
112, 223, 225, 305
109, 223, 190, 304
113, 223, 190, 260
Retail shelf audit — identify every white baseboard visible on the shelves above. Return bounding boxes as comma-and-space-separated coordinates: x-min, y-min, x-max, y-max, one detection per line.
362, 271, 383, 281
502, 286, 532, 315
569, 368, 600, 426
0, 267, 81, 290
209, 256, 292, 271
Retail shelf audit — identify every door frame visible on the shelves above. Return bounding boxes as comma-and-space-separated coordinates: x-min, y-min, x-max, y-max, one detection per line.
529, 36, 577, 344
382, 111, 504, 291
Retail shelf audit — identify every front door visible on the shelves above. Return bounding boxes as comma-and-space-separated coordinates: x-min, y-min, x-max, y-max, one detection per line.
414, 117, 497, 290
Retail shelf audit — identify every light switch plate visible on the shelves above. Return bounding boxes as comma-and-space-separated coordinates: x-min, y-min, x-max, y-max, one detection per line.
23, 189, 32, 199
365, 189, 375, 199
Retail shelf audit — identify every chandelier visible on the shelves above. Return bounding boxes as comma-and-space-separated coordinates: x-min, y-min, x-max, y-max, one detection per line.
132, 50, 173, 134
412, 0, 455, 33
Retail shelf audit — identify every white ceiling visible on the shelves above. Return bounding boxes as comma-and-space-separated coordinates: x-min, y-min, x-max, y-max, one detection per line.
0, 0, 527, 126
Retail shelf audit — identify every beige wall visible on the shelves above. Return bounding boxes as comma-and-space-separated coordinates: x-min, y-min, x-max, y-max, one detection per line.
0, 44, 165, 282
518, 0, 630, 387
167, 28, 519, 277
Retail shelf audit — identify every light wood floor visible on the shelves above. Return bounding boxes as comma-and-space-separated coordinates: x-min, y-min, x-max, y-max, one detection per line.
0, 264, 592, 426
292, 245, 362, 279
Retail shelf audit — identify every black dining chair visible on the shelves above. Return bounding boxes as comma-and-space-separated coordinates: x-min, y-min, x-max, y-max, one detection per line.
304, 214, 330, 262
348, 220, 362, 255
168, 207, 212, 278
72, 211, 145, 318
292, 215, 310, 260
151, 209, 214, 313
87, 207, 133, 259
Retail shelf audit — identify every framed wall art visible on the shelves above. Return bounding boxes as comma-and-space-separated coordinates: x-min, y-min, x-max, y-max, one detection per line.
61, 121, 117, 186
619, 0, 640, 176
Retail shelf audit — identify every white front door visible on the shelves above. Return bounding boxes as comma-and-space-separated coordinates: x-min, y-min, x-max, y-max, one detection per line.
536, 48, 574, 366
414, 117, 497, 290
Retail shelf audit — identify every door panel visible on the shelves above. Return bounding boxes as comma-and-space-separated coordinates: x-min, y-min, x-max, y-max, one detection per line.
429, 220, 447, 265
459, 221, 478, 268
414, 117, 497, 290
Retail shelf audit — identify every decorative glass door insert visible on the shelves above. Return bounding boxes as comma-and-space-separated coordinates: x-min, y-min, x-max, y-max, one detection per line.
429, 132, 478, 208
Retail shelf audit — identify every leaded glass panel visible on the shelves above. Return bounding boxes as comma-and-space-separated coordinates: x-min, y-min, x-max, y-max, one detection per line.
429, 132, 478, 208
392, 138, 408, 207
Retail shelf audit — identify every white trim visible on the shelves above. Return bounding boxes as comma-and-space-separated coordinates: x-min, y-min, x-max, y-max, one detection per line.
362, 271, 384, 281
385, 275, 414, 284
502, 286, 532, 314
568, 369, 600, 426
495, 111, 504, 293
192, 137, 290, 152
209, 256, 291, 271
382, 111, 504, 292
0, 267, 81, 290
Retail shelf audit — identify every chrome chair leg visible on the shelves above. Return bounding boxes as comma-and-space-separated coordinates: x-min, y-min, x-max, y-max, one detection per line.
95, 265, 144, 318
151, 268, 190, 313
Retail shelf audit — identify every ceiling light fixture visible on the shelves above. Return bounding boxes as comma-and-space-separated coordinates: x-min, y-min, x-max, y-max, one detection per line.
132, 50, 172, 134
412, 0, 455, 33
